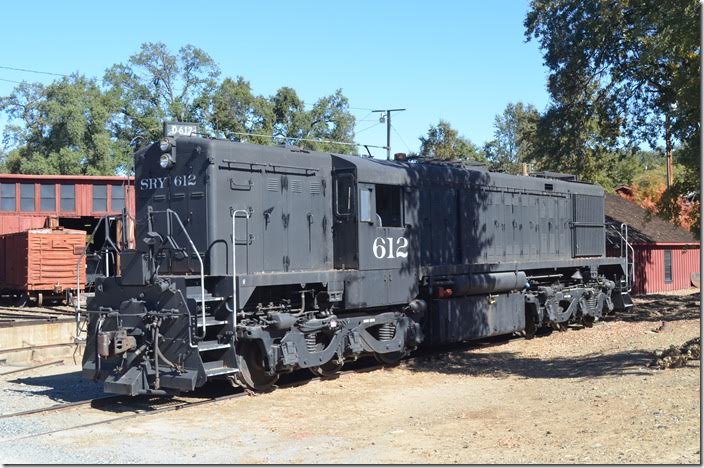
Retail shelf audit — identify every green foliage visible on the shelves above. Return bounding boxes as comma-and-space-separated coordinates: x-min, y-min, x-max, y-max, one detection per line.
484, 102, 540, 174
270, 87, 357, 153
0, 42, 360, 176
104, 42, 220, 144
207, 77, 274, 145
525, 0, 700, 232
418, 120, 483, 161
0, 75, 130, 175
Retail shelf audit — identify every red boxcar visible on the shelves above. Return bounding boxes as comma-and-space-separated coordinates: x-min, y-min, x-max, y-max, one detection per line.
0, 174, 135, 235
0, 227, 87, 305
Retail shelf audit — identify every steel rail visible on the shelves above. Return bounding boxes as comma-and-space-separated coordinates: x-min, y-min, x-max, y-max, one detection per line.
0, 395, 123, 419
0, 363, 389, 443
0, 335, 527, 442
0, 393, 248, 443
0, 342, 77, 355
0, 360, 64, 377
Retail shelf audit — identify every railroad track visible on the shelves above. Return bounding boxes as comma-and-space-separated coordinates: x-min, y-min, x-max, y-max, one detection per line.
0, 395, 124, 419
0, 362, 389, 444
0, 333, 526, 443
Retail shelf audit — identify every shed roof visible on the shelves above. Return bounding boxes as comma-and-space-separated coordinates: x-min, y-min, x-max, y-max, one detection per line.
604, 193, 698, 244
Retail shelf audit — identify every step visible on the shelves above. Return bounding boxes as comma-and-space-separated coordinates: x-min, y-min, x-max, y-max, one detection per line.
196, 316, 228, 327
197, 340, 231, 352
621, 291, 635, 308
203, 360, 238, 377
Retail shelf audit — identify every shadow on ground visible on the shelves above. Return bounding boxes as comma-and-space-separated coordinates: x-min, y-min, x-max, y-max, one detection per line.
8, 370, 107, 403
608, 292, 701, 323
404, 348, 658, 380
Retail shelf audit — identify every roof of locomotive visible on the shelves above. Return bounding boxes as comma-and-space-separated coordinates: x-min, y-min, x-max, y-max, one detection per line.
330, 151, 602, 196
151, 137, 603, 196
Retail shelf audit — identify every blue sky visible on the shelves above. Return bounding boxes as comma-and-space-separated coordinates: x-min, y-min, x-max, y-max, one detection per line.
0, 0, 550, 159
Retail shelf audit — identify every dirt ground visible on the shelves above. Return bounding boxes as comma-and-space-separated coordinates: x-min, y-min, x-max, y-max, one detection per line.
0, 289, 700, 464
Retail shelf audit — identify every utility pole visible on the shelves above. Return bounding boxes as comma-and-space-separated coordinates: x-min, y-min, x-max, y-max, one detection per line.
372, 108, 405, 160
665, 111, 673, 189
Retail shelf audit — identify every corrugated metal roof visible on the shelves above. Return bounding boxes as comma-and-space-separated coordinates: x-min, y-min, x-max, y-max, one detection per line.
604, 193, 698, 244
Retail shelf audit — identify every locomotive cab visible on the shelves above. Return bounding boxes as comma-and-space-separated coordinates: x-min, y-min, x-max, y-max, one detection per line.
331, 155, 419, 307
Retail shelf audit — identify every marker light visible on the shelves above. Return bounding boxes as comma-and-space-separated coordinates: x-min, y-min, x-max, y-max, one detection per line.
160, 153, 173, 169
159, 139, 171, 152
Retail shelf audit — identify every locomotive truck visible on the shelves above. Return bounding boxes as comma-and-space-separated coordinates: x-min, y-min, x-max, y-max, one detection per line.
81, 134, 633, 395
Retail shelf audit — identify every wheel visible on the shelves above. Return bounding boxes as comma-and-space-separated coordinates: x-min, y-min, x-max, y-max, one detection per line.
235, 341, 279, 392
13, 293, 28, 307
36, 292, 43, 307
309, 359, 344, 378
374, 350, 406, 366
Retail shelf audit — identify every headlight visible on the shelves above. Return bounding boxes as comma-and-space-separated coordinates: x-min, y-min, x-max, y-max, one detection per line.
160, 153, 173, 169
159, 139, 171, 152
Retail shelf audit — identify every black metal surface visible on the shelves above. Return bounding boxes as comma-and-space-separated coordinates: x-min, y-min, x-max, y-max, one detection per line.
80, 136, 631, 395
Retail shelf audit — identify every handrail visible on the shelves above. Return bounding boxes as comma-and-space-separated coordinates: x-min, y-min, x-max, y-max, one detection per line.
74, 215, 121, 342
617, 223, 635, 292
166, 209, 207, 340
231, 209, 250, 343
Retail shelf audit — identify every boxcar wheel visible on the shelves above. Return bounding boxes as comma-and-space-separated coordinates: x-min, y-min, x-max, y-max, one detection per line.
14, 293, 28, 307
236, 342, 279, 392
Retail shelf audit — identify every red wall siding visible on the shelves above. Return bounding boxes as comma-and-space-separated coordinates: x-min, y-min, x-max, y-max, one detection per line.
0, 176, 135, 235
0, 228, 87, 291
632, 244, 700, 295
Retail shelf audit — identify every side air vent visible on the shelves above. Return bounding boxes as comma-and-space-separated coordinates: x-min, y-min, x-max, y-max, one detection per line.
267, 177, 279, 192
310, 180, 322, 194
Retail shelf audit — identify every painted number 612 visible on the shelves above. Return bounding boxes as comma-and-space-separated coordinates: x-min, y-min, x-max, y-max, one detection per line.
373, 237, 409, 259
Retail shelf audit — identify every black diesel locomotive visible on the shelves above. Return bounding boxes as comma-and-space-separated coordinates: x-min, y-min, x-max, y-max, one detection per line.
81, 135, 633, 394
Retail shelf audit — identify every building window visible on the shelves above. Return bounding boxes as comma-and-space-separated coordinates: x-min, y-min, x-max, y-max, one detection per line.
375, 184, 403, 227
1, 183, 15, 212
93, 185, 107, 212
112, 185, 125, 212
40, 184, 56, 211
20, 183, 35, 212
61, 184, 75, 212
664, 249, 673, 283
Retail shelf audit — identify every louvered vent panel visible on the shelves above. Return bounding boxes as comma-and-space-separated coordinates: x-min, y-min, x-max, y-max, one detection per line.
310, 181, 321, 194
267, 177, 279, 192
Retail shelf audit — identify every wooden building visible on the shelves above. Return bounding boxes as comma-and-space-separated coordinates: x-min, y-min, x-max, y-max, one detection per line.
0, 174, 135, 234
605, 193, 700, 295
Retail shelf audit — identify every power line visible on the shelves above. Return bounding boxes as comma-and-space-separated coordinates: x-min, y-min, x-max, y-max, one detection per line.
0, 78, 23, 84
391, 124, 412, 153
223, 131, 387, 150
0, 65, 68, 77
356, 122, 382, 135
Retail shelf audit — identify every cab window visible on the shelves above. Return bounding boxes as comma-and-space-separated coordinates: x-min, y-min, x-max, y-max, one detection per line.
360, 188, 372, 223
335, 174, 355, 215
375, 184, 402, 227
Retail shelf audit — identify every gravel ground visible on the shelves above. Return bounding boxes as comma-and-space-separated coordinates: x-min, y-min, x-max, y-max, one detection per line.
0, 289, 699, 464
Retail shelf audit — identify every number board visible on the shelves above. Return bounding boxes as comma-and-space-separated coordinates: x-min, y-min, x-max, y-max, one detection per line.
163, 122, 200, 138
